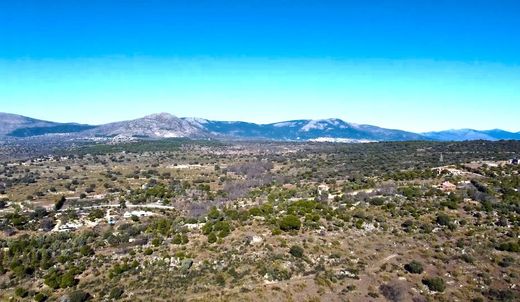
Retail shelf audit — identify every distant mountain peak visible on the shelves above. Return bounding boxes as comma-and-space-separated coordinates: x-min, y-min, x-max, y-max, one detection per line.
143, 112, 177, 120
301, 118, 349, 132
86, 113, 208, 138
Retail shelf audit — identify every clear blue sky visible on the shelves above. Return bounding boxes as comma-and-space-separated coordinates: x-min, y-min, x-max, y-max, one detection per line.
1, 0, 519, 132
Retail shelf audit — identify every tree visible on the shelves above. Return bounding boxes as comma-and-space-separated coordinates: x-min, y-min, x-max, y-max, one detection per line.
54, 195, 66, 211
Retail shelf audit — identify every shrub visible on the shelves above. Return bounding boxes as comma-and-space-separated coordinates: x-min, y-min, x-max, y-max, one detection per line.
80, 245, 94, 256
289, 245, 304, 258
208, 232, 217, 243
422, 277, 446, 292
34, 293, 48, 302
369, 197, 385, 206
59, 271, 78, 288
401, 220, 414, 232
485, 288, 518, 301
404, 261, 424, 274
214, 221, 231, 238
88, 209, 105, 221
151, 237, 162, 246
67, 290, 91, 302
496, 241, 520, 253
215, 274, 226, 287
498, 256, 515, 268
15, 287, 28, 298
435, 213, 451, 226
272, 228, 282, 235
379, 281, 407, 302
109, 287, 124, 300
279, 215, 301, 231
44, 269, 77, 289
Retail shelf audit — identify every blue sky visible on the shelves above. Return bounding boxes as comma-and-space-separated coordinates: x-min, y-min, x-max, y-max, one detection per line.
1, 0, 519, 132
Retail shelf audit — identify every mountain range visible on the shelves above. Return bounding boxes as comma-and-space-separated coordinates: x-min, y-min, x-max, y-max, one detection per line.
0, 112, 519, 142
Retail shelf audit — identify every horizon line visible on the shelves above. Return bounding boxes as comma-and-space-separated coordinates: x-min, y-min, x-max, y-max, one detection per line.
2, 111, 519, 134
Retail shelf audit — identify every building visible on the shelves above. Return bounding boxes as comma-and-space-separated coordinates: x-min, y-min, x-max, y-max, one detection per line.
123, 210, 154, 219
441, 181, 457, 192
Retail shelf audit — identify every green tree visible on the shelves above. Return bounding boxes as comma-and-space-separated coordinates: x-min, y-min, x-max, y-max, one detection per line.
279, 215, 301, 231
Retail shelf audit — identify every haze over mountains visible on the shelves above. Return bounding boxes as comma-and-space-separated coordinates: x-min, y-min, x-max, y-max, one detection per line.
0, 112, 519, 142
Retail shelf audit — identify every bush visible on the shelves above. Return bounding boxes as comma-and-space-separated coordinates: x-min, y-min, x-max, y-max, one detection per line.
34, 293, 48, 302
208, 232, 217, 243
67, 290, 91, 302
435, 213, 451, 226
109, 287, 124, 300
15, 287, 28, 298
279, 215, 301, 231
289, 245, 304, 258
214, 221, 231, 238
44, 269, 77, 289
485, 288, 518, 301
80, 245, 94, 256
173, 234, 189, 245
422, 277, 446, 292
272, 228, 282, 235
369, 197, 385, 206
59, 271, 78, 288
379, 281, 407, 302
404, 261, 424, 274
496, 241, 520, 253
498, 256, 515, 268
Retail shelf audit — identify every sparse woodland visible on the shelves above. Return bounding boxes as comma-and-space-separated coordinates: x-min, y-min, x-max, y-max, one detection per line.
0, 140, 519, 301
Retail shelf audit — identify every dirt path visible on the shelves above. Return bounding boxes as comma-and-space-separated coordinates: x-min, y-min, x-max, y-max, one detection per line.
366, 253, 398, 274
